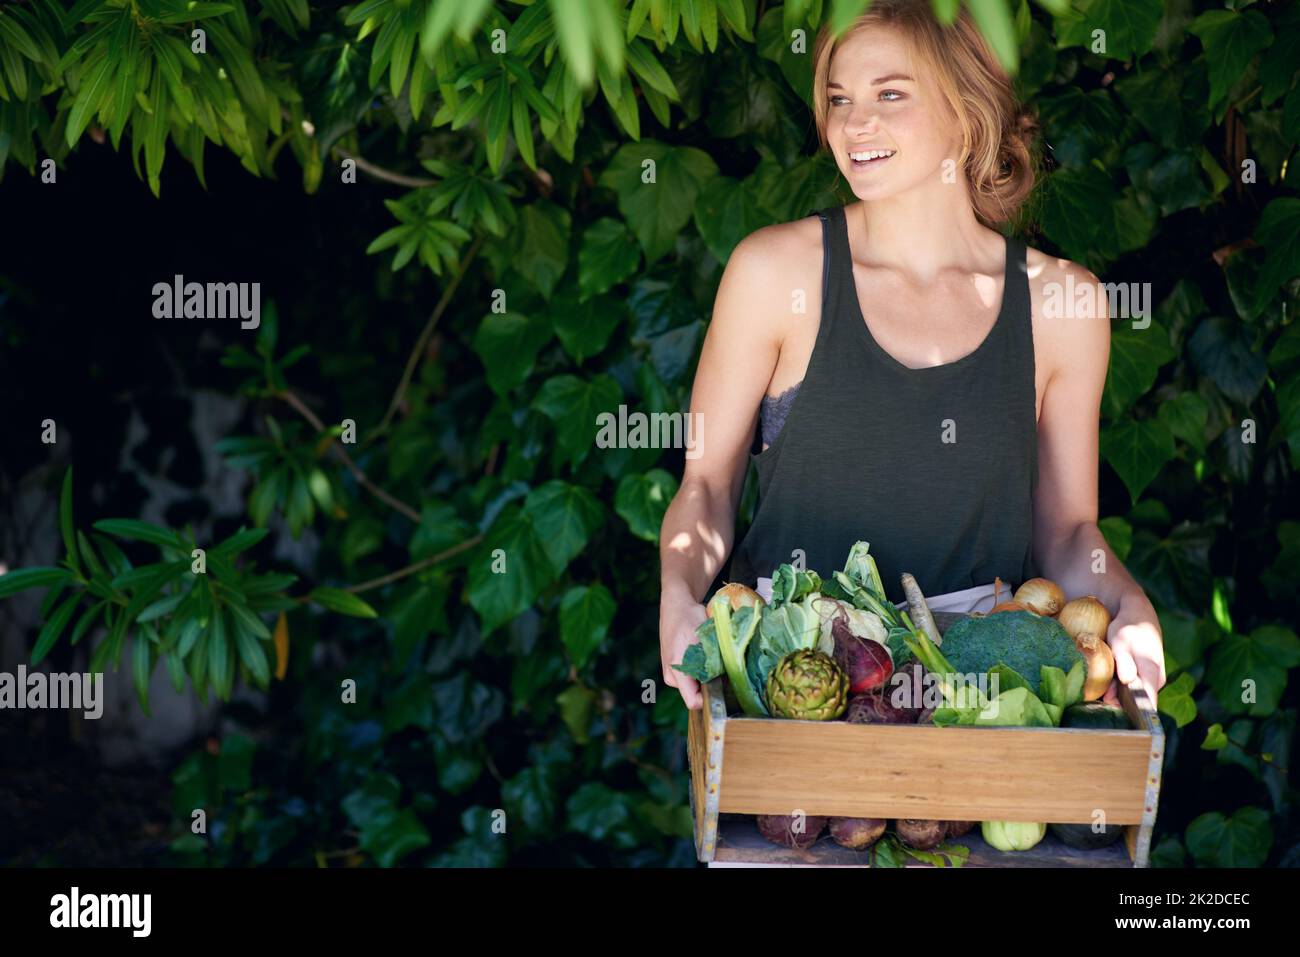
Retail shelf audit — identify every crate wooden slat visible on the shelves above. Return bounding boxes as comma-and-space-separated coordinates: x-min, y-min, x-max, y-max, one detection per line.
686, 606, 1164, 867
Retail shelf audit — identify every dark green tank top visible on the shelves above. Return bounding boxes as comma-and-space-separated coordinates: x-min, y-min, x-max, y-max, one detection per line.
727, 204, 1040, 603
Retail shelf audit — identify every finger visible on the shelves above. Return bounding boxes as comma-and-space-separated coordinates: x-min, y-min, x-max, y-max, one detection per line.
1111, 642, 1138, 685
662, 665, 679, 689
678, 675, 702, 710
1102, 680, 1120, 708
1137, 660, 1162, 709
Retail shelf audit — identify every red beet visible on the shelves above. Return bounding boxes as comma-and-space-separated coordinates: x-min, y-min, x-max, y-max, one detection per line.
829, 817, 887, 849
846, 692, 913, 725
945, 820, 977, 839
895, 819, 946, 850
886, 661, 930, 718
831, 617, 894, 693
756, 813, 827, 849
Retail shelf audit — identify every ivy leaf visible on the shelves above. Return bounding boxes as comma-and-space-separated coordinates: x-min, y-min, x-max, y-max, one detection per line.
1041, 167, 1113, 263
614, 469, 678, 543
1055, 0, 1163, 62
1251, 199, 1300, 316
532, 374, 623, 470
515, 200, 570, 299
1102, 321, 1176, 419
1187, 317, 1267, 406
1157, 392, 1209, 454
1189, 9, 1274, 109
577, 217, 641, 300
471, 312, 552, 397
556, 684, 596, 744
1156, 671, 1197, 728
1201, 722, 1228, 750
1097, 515, 1132, 561
1206, 628, 1297, 716
559, 584, 616, 669
692, 174, 777, 263
1126, 524, 1214, 615
597, 141, 719, 263
1277, 377, 1300, 469
1100, 418, 1176, 504
1185, 807, 1273, 868
551, 292, 626, 365
524, 480, 604, 576
466, 504, 556, 635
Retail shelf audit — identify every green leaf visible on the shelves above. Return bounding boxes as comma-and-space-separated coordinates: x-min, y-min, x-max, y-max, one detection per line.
1201, 723, 1228, 750
92, 519, 180, 548
1102, 322, 1176, 419
65, 52, 115, 146
59, 468, 78, 573
515, 201, 570, 299
208, 605, 232, 700
1097, 515, 1132, 561
559, 584, 616, 669
597, 142, 719, 263
693, 174, 778, 263
965, 0, 1018, 72
532, 373, 623, 469
1252, 199, 1300, 316
129, 631, 156, 719
524, 481, 604, 576
232, 615, 271, 687
1206, 628, 1298, 717
556, 685, 597, 744
1157, 671, 1197, 728
551, 292, 626, 365
1189, 9, 1273, 108
578, 217, 641, 300
308, 587, 378, 618
1187, 317, 1267, 405
1184, 807, 1272, 867
1157, 392, 1209, 454
1100, 418, 1176, 504
0, 567, 74, 599
472, 311, 552, 396
30, 594, 82, 667
210, 526, 269, 559
1056, 0, 1163, 62
466, 505, 557, 635
614, 469, 678, 543
1041, 167, 1113, 263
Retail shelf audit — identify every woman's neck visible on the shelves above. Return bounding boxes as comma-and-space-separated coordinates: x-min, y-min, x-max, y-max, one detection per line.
848, 185, 998, 282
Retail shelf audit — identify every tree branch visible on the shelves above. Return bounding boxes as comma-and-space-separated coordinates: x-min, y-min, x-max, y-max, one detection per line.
344, 534, 484, 594
275, 388, 422, 523
330, 147, 436, 188
371, 232, 486, 441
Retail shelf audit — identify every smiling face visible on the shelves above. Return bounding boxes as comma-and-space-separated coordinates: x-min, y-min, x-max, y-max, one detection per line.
824, 25, 962, 202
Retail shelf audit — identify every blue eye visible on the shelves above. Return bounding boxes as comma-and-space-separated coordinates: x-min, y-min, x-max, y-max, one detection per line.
880, 90, 904, 101
829, 95, 849, 106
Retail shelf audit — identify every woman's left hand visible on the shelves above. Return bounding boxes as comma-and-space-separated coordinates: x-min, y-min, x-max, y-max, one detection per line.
1101, 592, 1167, 711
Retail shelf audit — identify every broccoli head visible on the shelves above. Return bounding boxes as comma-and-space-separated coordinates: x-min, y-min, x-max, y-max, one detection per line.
937, 611, 1083, 694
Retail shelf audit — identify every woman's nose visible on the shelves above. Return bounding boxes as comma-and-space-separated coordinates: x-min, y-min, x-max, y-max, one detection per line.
847, 105, 880, 135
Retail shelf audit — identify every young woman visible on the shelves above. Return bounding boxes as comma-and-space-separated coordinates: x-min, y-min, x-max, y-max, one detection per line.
658, 1, 1165, 712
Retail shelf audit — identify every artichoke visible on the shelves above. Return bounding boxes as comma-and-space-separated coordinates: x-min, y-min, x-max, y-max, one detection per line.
766, 649, 849, 720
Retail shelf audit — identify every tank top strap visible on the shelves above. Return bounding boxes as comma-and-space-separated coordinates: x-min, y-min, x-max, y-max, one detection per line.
809, 204, 856, 352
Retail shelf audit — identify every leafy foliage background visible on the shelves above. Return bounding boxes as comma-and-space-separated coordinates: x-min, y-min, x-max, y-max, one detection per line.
1, 0, 1298, 867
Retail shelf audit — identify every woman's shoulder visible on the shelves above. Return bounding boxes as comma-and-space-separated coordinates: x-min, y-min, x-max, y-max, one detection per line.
722, 210, 826, 290
1022, 243, 1110, 376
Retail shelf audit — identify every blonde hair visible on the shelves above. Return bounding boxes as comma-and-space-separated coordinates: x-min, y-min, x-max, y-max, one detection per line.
811, 0, 1038, 226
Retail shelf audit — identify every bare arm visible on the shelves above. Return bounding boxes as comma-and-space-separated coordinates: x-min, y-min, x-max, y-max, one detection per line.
1031, 259, 1166, 706
658, 230, 788, 707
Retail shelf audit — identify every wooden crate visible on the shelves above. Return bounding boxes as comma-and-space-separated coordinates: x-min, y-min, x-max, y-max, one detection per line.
686, 610, 1163, 867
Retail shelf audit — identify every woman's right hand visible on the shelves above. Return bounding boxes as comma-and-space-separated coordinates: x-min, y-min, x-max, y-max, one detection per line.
660, 590, 709, 710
